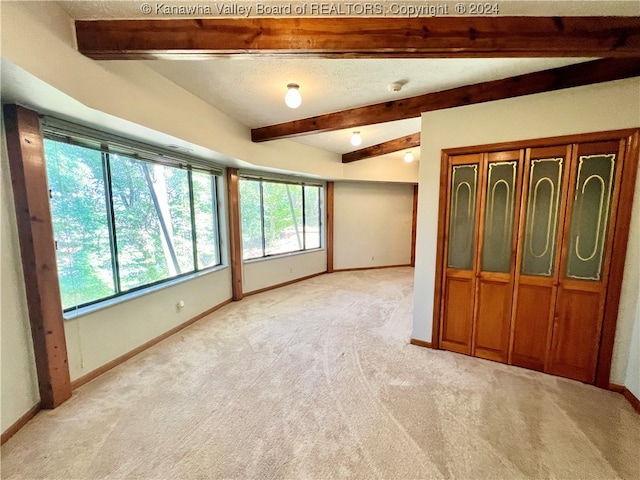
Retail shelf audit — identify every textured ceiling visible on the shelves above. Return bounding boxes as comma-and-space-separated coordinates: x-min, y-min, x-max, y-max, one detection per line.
143, 57, 591, 155
59, 1, 604, 162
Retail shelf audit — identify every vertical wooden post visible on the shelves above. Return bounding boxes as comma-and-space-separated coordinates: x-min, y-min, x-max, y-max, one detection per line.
325, 181, 334, 273
431, 151, 451, 350
3, 104, 72, 408
226, 167, 243, 301
411, 184, 418, 267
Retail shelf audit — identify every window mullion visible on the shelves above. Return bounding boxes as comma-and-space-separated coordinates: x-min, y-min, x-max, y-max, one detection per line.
212, 176, 222, 266
187, 169, 198, 271
302, 186, 307, 251
318, 187, 323, 248
259, 180, 266, 257
102, 151, 121, 294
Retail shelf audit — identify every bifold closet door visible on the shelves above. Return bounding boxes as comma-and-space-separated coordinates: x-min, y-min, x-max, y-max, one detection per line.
547, 140, 624, 383
472, 151, 522, 363
510, 146, 570, 372
440, 154, 482, 355
438, 131, 637, 385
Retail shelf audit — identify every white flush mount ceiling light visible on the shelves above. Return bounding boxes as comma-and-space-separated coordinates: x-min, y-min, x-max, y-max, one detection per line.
404, 151, 415, 163
285, 83, 302, 109
350, 131, 362, 147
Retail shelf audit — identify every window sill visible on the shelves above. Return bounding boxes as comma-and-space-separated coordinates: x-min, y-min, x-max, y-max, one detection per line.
63, 264, 229, 321
243, 248, 325, 265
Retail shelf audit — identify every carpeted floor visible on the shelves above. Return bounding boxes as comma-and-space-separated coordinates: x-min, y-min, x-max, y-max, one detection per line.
2, 267, 639, 479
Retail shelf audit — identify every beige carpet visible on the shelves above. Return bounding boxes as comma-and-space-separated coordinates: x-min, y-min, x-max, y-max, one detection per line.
2, 267, 639, 479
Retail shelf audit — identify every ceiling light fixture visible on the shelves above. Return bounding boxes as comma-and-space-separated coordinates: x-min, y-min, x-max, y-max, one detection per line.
285, 83, 302, 109
404, 151, 414, 163
350, 131, 362, 147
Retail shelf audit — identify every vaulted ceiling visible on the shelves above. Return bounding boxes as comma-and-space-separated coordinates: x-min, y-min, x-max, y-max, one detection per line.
62, 2, 640, 164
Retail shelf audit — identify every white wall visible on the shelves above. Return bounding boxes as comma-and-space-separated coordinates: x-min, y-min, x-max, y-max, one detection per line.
64, 268, 232, 381
0, 116, 41, 432
243, 250, 327, 294
623, 183, 640, 399
412, 77, 640, 390
343, 155, 419, 184
625, 296, 640, 399
334, 182, 414, 270
59, 152, 234, 381
617, 157, 640, 396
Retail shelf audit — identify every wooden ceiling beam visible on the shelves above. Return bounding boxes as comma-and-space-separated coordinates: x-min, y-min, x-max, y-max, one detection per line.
75, 17, 640, 60
343, 133, 420, 163
252, 58, 640, 141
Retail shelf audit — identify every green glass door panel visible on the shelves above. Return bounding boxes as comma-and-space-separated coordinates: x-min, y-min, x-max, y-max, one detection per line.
447, 164, 478, 270
566, 154, 616, 281
521, 158, 564, 277
480, 161, 517, 272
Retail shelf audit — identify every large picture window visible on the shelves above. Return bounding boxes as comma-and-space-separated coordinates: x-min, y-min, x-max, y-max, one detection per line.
239, 177, 322, 260
44, 137, 222, 312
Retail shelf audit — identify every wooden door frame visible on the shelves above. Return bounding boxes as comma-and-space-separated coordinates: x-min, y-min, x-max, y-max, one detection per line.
597, 131, 640, 387
431, 128, 640, 388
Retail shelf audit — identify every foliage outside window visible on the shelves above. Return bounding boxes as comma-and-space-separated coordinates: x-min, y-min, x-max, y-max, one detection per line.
239, 178, 322, 260
44, 138, 221, 312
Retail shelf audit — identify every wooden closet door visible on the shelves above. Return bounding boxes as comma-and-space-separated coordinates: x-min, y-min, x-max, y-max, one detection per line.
472, 151, 522, 363
548, 140, 624, 383
509, 146, 570, 372
440, 154, 482, 355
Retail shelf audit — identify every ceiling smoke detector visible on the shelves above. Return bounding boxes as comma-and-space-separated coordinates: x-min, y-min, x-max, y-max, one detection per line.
388, 82, 404, 93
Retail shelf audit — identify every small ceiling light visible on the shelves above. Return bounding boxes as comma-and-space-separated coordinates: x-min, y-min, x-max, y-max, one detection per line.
285, 83, 301, 109
350, 131, 362, 147
404, 151, 415, 163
